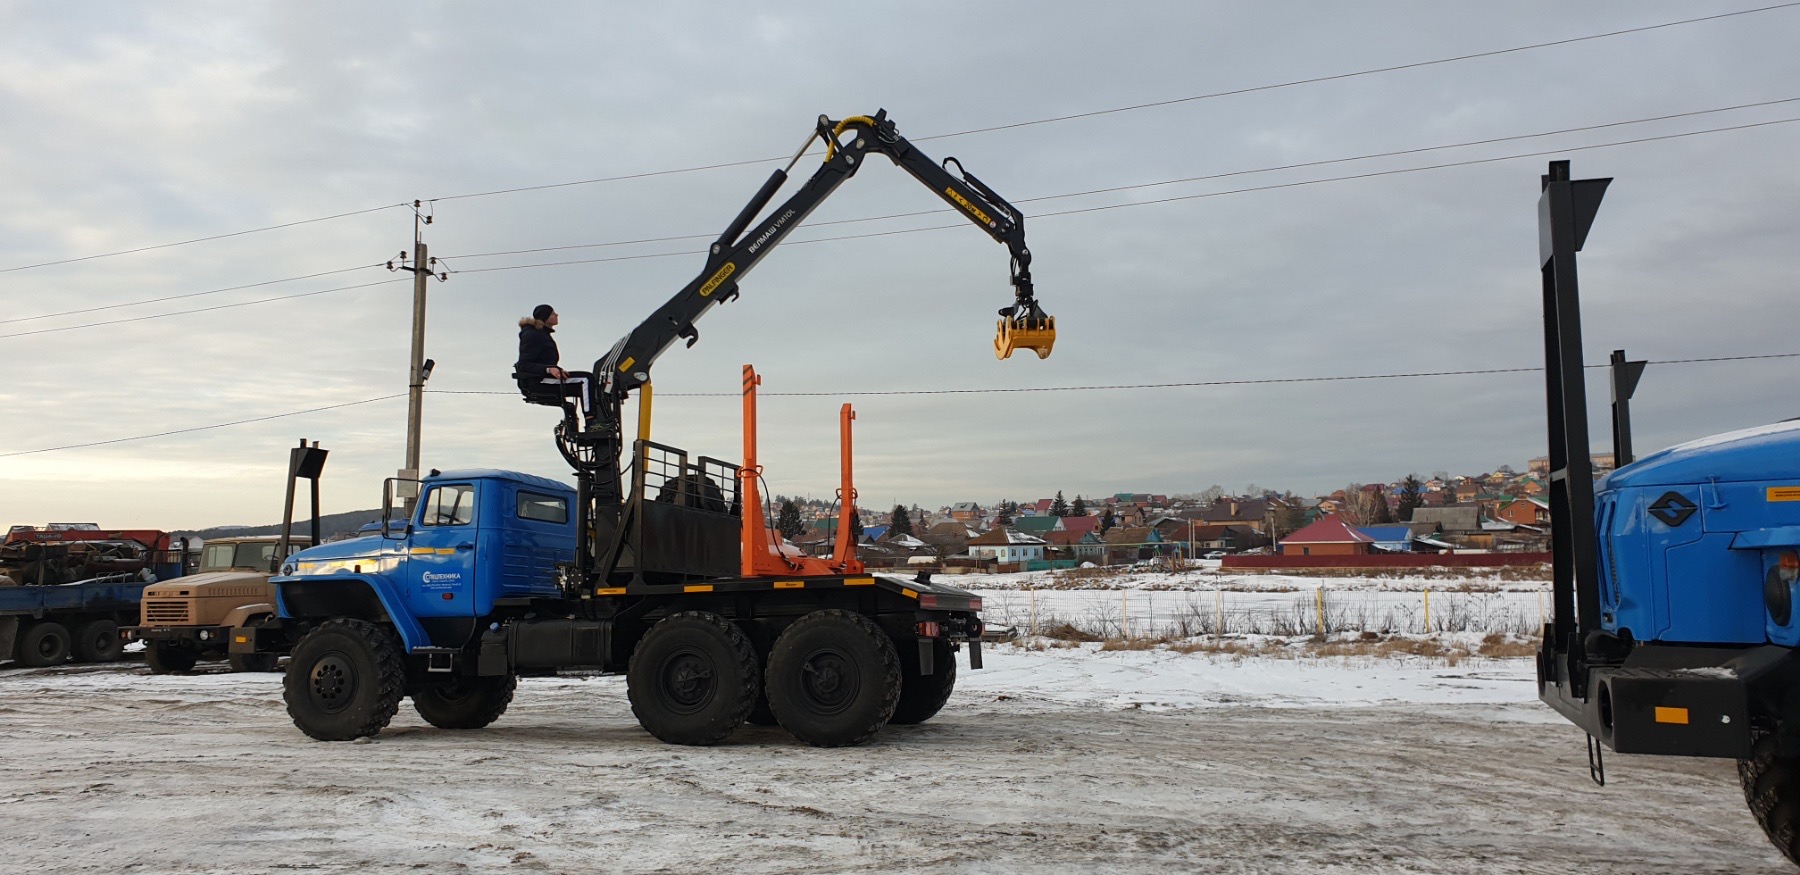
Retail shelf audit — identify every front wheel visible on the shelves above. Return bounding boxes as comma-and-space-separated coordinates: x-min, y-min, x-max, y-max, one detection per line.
145, 641, 198, 674
627, 612, 758, 746
765, 610, 901, 747
413, 674, 517, 729
1741, 730, 1800, 864
283, 619, 406, 741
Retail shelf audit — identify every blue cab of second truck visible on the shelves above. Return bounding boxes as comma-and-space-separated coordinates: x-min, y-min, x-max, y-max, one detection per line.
271, 469, 577, 649
1596, 421, 1800, 648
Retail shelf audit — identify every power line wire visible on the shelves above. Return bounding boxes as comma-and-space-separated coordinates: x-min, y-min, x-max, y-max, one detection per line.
7, 111, 1794, 339
420, 3, 1799, 204
918, 4, 1800, 141
0, 395, 407, 458
15, 351, 1780, 459
0, 263, 384, 325
0, 277, 409, 340
443, 114, 1800, 276
8, 3, 1781, 277
440, 97, 1800, 263
0, 204, 406, 275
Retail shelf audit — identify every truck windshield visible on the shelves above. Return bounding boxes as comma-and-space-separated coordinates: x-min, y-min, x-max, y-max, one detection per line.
200, 542, 278, 571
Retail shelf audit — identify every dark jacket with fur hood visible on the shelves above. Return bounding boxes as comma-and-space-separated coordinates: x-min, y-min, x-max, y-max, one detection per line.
515, 317, 560, 385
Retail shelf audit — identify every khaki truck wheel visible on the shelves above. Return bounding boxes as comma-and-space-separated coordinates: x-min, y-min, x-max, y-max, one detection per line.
17, 621, 72, 667
145, 641, 199, 673
226, 617, 278, 672
413, 674, 517, 729
283, 619, 406, 741
71, 619, 124, 663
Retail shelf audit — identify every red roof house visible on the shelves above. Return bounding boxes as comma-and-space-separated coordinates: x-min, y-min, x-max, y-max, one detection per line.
1278, 514, 1374, 557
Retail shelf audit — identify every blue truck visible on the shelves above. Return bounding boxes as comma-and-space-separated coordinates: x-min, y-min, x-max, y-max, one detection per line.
1534, 160, 1800, 863
0, 526, 188, 666
237, 112, 1033, 747
242, 465, 985, 747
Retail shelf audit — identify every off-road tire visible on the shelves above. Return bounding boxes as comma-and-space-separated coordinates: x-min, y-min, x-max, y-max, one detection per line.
766, 609, 901, 747
70, 619, 123, 663
413, 674, 517, 729
1740, 730, 1800, 864
627, 612, 758, 746
144, 641, 198, 674
16, 621, 71, 667
890, 638, 957, 725
284, 619, 406, 741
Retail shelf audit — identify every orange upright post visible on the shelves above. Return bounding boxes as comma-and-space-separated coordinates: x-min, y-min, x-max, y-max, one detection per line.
737, 364, 863, 578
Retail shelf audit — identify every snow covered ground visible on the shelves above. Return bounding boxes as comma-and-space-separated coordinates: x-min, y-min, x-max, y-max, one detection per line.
0, 643, 1789, 874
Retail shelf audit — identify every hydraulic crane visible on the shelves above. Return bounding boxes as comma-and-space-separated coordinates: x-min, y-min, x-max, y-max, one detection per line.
547, 110, 1055, 583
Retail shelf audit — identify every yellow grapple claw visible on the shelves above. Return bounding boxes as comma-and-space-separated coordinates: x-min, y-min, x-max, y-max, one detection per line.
995, 316, 1056, 360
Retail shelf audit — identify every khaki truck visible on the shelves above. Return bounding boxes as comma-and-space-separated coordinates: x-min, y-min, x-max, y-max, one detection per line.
123, 536, 286, 673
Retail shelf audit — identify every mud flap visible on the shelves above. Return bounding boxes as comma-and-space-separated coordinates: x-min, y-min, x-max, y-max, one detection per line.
968, 638, 983, 670
0, 616, 16, 662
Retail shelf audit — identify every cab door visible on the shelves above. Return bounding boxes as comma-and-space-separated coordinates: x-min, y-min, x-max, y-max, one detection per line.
406, 481, 479, 617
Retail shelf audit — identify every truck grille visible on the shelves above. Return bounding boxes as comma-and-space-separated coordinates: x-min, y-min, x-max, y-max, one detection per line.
142, 600, 193, 625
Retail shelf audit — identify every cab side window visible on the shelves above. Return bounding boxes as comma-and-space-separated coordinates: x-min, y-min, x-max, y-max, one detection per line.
421, 484, 477, 527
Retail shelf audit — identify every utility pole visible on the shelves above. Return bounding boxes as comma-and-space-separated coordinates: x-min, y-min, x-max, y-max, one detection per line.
388, 200, 445, 509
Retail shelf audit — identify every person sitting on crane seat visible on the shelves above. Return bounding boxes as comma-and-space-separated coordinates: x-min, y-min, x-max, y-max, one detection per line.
515, 304, 597, 423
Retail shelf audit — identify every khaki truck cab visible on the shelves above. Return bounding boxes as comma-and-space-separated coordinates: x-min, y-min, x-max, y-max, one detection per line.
123, 537, 285, 673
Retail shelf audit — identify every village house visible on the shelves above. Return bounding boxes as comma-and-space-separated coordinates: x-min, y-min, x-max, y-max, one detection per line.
965, 527, 1047, 566
1278, 514, 1373, 556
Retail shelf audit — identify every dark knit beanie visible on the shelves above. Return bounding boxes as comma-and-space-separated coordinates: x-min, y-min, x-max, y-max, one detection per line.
532, 304, 554, 322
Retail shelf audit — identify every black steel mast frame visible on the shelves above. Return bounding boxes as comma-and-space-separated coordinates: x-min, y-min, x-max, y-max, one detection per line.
1539, 159, 1611, 697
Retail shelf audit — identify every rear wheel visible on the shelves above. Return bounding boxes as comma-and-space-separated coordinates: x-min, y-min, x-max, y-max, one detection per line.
16, 621, 71, 667
71, 619, 123, 663
890, 639, 957, 725
1740, 730, 1800, 864
765, 610, 901, 747
145, 641, 199, 674
283, 619, 406, 741
627, 612, 758, 746
413, 674, 517, 729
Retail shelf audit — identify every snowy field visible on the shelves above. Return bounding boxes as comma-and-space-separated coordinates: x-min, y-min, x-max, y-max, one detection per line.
1, 644, 1791, 874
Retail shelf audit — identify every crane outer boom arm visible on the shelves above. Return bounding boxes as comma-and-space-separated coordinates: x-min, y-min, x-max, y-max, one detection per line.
591, 109, 1042, 396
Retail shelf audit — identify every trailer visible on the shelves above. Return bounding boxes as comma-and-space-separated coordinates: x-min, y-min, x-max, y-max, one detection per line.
0, 527, 188, 666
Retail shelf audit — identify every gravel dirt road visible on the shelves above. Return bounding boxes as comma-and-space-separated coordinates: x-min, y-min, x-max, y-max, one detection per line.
0, 660, 1789, 874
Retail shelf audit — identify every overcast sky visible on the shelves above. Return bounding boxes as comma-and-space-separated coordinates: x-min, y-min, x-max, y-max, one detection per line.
2, 1, 1797, 529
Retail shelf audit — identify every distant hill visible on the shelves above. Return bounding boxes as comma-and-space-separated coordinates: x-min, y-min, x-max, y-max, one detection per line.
176, 508, 384, 542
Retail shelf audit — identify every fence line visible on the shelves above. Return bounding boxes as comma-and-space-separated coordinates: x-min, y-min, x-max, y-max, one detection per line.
984, 588, 1544, 639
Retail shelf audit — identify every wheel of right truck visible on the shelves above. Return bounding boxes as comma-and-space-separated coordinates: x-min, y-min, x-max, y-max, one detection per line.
144, 641, 199, 674
70, 619, 123, 663
1739, 729, 1800, 864
283, 619, 406, 741
765, 609, 901, 748
889, 638, 957, 725
16, 621, 71, 667
626, 611, 759, 746
412, 674, 518, 730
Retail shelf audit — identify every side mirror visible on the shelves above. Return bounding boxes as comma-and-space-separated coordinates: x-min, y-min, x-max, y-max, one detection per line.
381, 477, 420, 540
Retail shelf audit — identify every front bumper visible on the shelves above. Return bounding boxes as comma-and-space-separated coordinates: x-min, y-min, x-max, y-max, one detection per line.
121, 625, 230, 646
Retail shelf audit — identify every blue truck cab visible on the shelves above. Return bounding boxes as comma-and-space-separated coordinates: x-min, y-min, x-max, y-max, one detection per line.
272, 469, 577, 652
1595, 420, 1800, 648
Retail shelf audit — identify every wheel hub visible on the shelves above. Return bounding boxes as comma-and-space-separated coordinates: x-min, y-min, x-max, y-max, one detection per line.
799, 648, 858, 715
659, 648, 715, 714
309, 652, 357, 713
